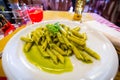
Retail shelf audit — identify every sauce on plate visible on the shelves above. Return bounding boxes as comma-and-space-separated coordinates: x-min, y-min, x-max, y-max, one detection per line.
23, 45, 73, 74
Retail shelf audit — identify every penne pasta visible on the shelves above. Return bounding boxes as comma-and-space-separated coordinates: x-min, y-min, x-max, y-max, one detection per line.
41, 36, 46, 45
41, 40, 48, 51
60, 44, 68, 50
71, 41, 85, 50
50, 44, 67, 56
66, 49, 72, 56
71, 44, 84, 60
24, 42, 33, 52
82, 32, 87, 40
56, 42, 61, 47
20, 36, 33, 42
53, 38, 59, 43
21, 22, 100, 64
57, 32, 64, 43
69, 33, 85, 41
45, 31, 52, 43
31, 32, 40, 45
78, 49, 93, 63
62, 35, 83, 60
47, 49, 58, 64
60, 24, 70, 32
60, 28, 67, 36
71, 30, 83, 38
85, 47, 100, 60
72, 26, 80, 31
67, 35, 85, 46
51, 49, 65, 64
62, 35, 72, 49
37, 45, 50, 58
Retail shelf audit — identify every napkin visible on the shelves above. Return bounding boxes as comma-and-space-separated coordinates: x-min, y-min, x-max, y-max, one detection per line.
84, 20, 120, 54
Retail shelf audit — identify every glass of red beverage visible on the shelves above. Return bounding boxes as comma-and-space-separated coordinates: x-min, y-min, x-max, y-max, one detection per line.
27, 4, 43, 23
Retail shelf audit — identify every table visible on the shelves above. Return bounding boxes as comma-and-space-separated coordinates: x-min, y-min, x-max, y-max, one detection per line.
0, 11, 120, 79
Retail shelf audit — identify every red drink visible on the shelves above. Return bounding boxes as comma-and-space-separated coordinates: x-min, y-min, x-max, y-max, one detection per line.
28, 5, 43, 23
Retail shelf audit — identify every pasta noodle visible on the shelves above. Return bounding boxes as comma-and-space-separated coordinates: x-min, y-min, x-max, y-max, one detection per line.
20, 22, 100, 64
20, 37, 33, 42
84, 47, 100, 60
51, 49, 65, 64
47, 48, 58, 64
72, 26, 80, 31
24, 42, 33, 52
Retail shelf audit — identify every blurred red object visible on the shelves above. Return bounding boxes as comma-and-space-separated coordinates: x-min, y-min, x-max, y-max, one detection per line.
0, 77, 7, 80
0, 14, 15, 36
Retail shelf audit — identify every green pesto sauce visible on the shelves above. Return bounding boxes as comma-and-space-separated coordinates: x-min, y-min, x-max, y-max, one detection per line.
23, 45, 73, 74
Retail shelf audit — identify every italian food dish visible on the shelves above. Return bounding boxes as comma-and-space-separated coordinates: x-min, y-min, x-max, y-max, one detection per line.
20, 22, 100, 74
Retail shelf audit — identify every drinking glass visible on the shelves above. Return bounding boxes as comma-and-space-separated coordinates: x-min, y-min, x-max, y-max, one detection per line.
73, 0, 86, 22
12, 7, 32, 26
27, 4, 43, 23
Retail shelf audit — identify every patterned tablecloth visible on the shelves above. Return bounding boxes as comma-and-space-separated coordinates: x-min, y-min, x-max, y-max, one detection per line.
0, 11, 120, 80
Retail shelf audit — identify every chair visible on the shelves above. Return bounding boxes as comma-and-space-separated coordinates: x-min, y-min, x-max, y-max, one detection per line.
19, 0, 48, 10
88, 0, 97, 12
19, 0, 72, 11
87, 0, 107, 14
101, 0, 118, 21
48, 0, 72, 11
115, 10, 120, 27
20, 0, 42, 4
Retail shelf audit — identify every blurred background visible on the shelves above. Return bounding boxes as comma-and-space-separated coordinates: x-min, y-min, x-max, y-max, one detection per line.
0, 0, 120, 26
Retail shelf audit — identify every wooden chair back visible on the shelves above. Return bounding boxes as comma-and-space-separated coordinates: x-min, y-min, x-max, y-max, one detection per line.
19, 0, 49, 10
88, 0, 107, 14
48, 0, 72, 11
101, 0, 118, 21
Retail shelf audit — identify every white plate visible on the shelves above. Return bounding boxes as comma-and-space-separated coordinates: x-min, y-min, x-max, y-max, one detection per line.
2, 20, 118, 80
